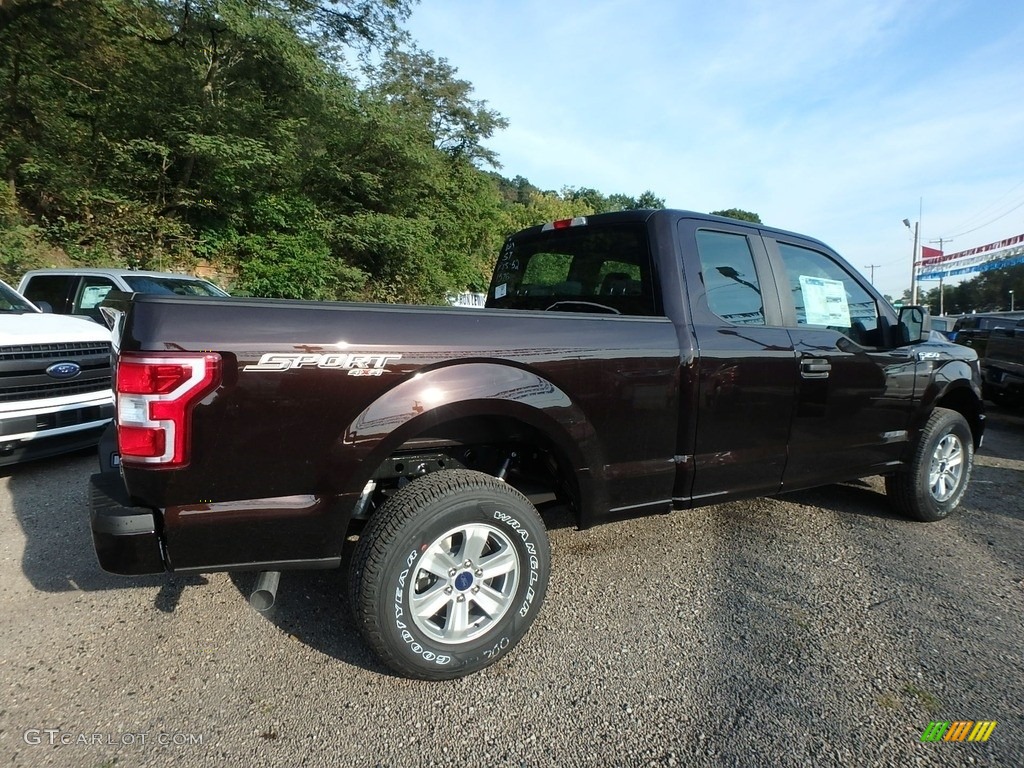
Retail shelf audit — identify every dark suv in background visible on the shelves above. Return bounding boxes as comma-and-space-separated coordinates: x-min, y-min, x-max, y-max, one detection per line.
951, 313, 1024, 358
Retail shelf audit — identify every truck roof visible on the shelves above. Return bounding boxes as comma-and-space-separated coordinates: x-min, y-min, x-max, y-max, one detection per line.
20, 267, 213, 280
511, 209, 835, 252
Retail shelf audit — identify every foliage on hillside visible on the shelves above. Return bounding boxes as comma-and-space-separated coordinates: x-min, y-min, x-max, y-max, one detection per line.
0, 0, 662, 301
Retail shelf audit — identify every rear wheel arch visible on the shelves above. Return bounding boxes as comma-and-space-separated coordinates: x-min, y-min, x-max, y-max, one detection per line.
339, 388, 605, 529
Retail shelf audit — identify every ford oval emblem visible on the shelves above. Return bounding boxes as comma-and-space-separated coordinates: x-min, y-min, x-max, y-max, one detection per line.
46, 361, 82, 380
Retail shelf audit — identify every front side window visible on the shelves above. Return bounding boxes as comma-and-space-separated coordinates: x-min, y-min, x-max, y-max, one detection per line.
77, 277, 116, 311
21, 275, 74, 313
695, 230, 765, 325
778, 242, 879, 344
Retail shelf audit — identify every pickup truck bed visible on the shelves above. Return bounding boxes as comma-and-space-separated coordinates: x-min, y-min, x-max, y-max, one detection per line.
102, 296, 681, 571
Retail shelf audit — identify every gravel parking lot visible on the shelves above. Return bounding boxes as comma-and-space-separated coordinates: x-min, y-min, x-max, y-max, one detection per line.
2, 413, 1022, 768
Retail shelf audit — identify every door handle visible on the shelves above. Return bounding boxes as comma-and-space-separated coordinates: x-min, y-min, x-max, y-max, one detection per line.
800, 358, 831, 379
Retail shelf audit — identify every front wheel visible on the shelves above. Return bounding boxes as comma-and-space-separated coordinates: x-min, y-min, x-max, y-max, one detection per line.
885, 407, 974, 522
349, 470, 550, 680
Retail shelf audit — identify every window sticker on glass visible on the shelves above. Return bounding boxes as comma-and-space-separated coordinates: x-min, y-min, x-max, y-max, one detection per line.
494, 283, 507, 299
799, 275, 851, 327
80, 285, 113, 309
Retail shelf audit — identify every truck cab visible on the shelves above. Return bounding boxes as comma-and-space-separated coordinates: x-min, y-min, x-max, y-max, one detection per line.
486, 211, 983, 505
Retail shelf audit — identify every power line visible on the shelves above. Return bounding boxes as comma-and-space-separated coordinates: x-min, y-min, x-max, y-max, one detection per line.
946, 181, 1019, 225
947, 180, 1024, 230
944, 196, 1024, 240
940, 180, 1024, 240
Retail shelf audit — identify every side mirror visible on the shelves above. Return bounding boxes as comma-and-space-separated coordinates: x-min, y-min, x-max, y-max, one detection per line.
897, 305, 931, 345
35, 300, 53, 313
98, 290, 133, 332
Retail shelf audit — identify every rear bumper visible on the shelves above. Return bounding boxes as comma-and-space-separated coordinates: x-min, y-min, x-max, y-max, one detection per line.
982, 365, 1024, 408
983, 364, 1024, 389
89, 471, 166, 575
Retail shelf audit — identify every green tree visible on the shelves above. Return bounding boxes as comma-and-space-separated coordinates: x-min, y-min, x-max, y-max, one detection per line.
370, 45, 508, 167
499, 189, 591, 238
562, 187, 664, 214
0, 0, 668, 304
711, 208, 762, 223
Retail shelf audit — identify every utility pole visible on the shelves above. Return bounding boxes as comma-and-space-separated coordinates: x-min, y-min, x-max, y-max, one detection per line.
903, 218, 919, 304
928, 237, 952, 316
864, 264, 880, 284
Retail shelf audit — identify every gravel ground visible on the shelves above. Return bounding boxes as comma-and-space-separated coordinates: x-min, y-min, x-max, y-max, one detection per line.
1, 412, 1022, 768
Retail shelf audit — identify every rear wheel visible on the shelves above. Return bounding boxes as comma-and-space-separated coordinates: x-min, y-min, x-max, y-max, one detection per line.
349, 469, 550, 680
886, 407, 973, 522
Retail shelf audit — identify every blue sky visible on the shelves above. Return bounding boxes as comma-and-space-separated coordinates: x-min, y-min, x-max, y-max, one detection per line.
404, 0, 1024, 302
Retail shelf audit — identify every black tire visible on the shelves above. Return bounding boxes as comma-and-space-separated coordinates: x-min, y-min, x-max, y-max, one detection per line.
886, 407, 973, 522
349, 469, 550, 680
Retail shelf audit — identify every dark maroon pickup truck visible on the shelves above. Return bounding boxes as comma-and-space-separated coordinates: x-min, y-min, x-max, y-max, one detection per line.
90, 209, 984, 679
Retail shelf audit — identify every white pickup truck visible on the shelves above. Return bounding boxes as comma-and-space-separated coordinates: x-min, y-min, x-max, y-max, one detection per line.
0, 278, 113, 467
18, 268, 228, 323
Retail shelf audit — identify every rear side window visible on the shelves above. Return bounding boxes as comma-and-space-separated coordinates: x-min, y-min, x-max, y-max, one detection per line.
695, 230, 765, 325
979, 317, 1012, 331
21, 275, 75, 314
488, 222, 658, 316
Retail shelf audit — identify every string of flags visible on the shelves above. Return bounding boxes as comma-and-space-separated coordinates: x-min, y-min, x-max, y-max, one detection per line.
916, 234, 1024, 281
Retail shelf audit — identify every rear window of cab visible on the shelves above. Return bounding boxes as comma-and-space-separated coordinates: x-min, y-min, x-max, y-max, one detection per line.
487, 222, 658, 316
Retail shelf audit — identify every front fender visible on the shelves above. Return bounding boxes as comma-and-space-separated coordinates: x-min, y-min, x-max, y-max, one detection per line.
920, 358, 982, 405
914, 357, 984, 444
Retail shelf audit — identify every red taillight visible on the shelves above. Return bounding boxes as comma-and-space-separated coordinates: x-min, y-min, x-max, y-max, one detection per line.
116, 353, 221, 467
118, 425, 166, 458
118, 362, 194, 395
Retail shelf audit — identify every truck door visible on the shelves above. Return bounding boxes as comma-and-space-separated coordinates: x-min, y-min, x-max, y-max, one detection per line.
677, 218, 797, 505
767, 237, 917, 489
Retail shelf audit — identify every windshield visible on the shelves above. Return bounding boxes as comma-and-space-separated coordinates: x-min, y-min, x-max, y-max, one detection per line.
121, 275, 229, 297
486, 222, 658, 316
0, 280, 39, 313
